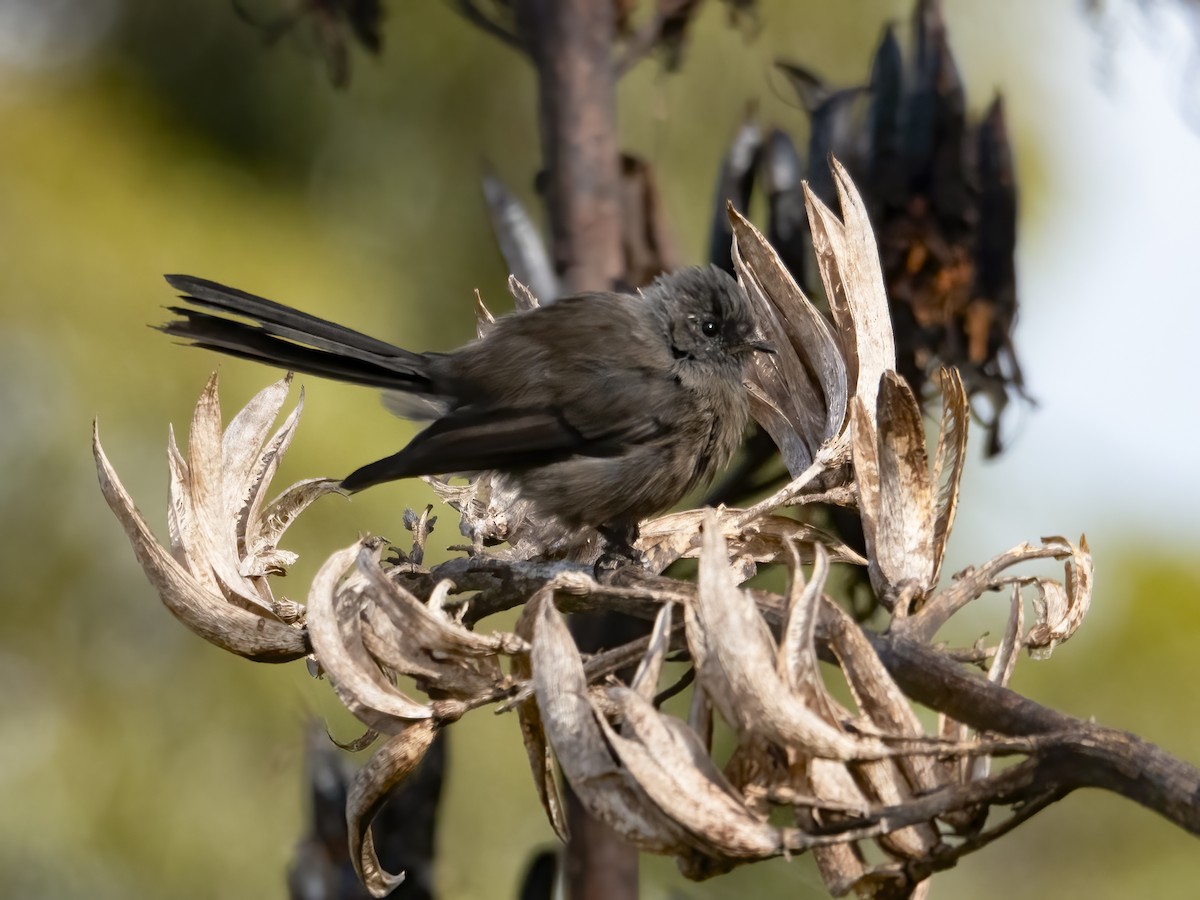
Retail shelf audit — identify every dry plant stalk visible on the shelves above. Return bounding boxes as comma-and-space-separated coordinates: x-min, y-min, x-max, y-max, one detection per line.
97, 161, 1189, 900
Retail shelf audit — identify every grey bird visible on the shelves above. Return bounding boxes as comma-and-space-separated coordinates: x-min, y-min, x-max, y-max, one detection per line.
160, 266, 767, 549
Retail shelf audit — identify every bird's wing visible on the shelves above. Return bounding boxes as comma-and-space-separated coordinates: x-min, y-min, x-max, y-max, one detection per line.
341, 401, 669, 491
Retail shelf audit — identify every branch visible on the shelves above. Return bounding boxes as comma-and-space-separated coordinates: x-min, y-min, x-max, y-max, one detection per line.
509, 3, 631, 896
514, 0, 624, 294
452, 0, 525, 52
411, 554, 1200, 837
614, 0, 698, 76
870, 633, 1200, 835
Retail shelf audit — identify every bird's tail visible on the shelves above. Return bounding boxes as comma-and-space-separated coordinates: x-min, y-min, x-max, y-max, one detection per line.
160, 274, 437, 394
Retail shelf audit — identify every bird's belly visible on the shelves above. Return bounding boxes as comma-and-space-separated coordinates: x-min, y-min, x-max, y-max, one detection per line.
512, 447, 698, 528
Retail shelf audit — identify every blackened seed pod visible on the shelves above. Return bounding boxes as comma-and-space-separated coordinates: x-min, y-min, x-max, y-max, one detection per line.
482, 168, 560, 304
776, 61, 867, 207
761, 128, 808, 288
708, 117, 762, 275
974, 94, 1018, 346
867, 24, 905, 213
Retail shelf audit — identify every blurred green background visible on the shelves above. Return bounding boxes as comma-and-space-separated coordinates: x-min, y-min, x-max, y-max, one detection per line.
2, 0, 1199, 897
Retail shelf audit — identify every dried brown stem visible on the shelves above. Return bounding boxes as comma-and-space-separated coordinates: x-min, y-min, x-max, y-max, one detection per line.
409, 552, 1200, 839
871, 633, 1200, 835
896, 541, 1070, 642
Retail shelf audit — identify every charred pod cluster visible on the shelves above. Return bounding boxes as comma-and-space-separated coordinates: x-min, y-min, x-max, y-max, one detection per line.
711, 0, 1025, 458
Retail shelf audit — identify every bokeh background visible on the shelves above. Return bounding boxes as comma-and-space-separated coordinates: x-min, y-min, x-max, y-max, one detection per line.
2, 0, 1199, 897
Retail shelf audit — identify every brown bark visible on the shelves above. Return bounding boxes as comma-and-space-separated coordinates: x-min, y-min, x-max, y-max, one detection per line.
515, 0, 625, 296
512, 2, 635, 897
871, 633, 1200, 835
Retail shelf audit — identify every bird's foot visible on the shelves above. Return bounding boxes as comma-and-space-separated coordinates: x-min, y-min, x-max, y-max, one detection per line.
594, 522, 646, 581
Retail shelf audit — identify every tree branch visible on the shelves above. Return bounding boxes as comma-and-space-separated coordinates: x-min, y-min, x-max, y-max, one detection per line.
509, 3, 632, 896
406, 553, 1200, 838
514, 0, 624, 294
870, 633, 1200, 834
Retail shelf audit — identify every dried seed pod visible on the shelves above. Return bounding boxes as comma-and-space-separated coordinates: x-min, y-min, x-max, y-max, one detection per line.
94, 375, 336, 662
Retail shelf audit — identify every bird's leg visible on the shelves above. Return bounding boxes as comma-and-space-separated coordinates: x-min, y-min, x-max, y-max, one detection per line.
594, 520, 644, 578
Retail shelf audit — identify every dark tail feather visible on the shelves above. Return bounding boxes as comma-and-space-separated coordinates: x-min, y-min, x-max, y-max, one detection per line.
341, 451, 412, 492
160, 274, 435, 393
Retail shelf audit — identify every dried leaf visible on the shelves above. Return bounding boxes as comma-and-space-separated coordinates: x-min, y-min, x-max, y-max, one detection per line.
245, 477, 342, 575
1026, 535, 1092, 657
474, 288, 496, 339
530, 590, 685, 852
802, 760, 871, 896
513, 590, 568, 842
352, 553, 514, 701
94, 421, 308, 663
360, 603, 500, 700
743, 377, 816, 480
989, 584, 1024, 689
507, 274, 541, 311
630, 602, 674, 701
796, 578, 940, 859
781, 546, 925, 858
166, 423, 218, 594
306, 544, 433, 731
357, 550, 527, 658
821, 599, 939, 796
688, 682, 713, 752
688, 509, 889, 760
221, 374, 294, 533
183, 374, 277, 614
810, 838, 868, 899
637, 508, 866, 574
902, 537, 1089, 644
851, 396, 884, 594
853, 753, 939, 859
598, 685, 785, 859
969, 585, 1026, 783
830, 157, 896, 396
930, 367, 968, 584
236, 383, 307, 566
874, 372, 935, 596
346, 720, 438, 898
803, 158, 896, 420
779, 541, 827, 699
730, 205, 844, 466
482, 169, 558, 304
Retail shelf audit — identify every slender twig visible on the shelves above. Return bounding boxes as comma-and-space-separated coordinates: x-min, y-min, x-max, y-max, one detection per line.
452, 0, 525, 51
614, 0, 697, 76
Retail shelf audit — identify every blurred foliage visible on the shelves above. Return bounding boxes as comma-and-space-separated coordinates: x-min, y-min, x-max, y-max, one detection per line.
0, 0, 1196, 898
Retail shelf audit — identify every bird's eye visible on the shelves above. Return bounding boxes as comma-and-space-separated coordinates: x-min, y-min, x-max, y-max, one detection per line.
700, 318, 720, 337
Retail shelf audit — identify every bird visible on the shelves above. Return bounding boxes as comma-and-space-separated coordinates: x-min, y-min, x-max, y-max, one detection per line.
160, 266, 768, 551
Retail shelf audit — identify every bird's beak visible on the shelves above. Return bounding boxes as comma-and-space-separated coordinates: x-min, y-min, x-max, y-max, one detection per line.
747, 339, 776, 354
